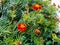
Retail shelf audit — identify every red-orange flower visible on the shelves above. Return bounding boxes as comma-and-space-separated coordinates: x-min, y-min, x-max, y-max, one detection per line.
32, 4, 42, 10
35, 29, 40, 35
17, 23, 27, 32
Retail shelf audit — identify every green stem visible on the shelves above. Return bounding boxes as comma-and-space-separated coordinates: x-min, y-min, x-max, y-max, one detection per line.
9, 17, 14, 25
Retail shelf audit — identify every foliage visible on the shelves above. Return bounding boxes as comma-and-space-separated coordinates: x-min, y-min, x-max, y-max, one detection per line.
0, 0, 59, 45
